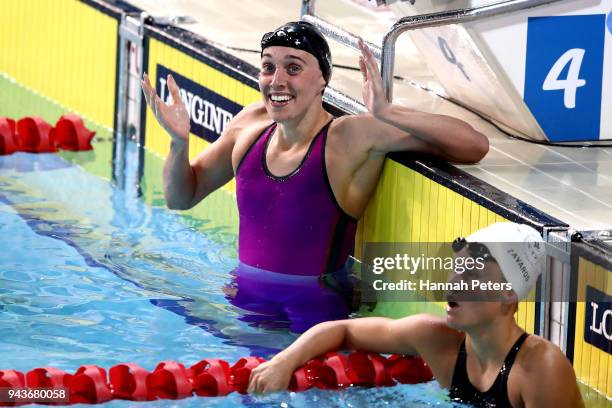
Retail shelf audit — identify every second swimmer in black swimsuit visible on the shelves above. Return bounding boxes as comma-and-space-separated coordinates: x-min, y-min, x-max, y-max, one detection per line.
247, 222, 584, 408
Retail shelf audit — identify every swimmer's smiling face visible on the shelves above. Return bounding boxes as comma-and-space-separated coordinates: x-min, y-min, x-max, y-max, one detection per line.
259, 46, 326, 123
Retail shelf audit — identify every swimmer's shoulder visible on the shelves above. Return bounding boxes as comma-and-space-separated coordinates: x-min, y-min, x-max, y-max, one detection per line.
223, 102, 271, 142
234, 101, 268, 122
328, 114, 372, 140
330, 112, 389, 131
394, 314, 464, 352
227, 102, 269, 131
391, 314, 464, 387
328, 113, 390, 157
512, 335, 582, 405
515, 335, 573, 375
227, 102, 273, 170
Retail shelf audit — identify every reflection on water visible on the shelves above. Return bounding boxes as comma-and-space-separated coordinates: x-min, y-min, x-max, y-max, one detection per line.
226, 262, 354, 333
0, 151, 294, 368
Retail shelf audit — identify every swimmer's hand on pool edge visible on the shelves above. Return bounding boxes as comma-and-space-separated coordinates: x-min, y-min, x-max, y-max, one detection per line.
354, 37, 489, 164
141, 73, 190, 144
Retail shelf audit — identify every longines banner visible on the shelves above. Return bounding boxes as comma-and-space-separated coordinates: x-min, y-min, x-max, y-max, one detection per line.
156, 64, 243, 142
584, 286, 612, 354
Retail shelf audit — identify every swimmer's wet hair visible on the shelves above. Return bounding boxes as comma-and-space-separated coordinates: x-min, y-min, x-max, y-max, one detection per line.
261, 21, 332, 85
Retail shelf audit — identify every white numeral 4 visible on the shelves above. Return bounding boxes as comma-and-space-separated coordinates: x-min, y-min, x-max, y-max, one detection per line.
542, 48, 586, 109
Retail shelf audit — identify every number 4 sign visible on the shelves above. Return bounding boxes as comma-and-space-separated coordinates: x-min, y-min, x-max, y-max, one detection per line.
542, 48, 586, 109
524, 15, 606, 142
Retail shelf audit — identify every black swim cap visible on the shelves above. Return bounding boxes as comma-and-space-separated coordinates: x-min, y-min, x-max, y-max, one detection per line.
261, 21, 332, 84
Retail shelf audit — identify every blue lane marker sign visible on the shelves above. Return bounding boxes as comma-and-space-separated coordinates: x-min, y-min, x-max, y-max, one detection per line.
524, 15, 606, 142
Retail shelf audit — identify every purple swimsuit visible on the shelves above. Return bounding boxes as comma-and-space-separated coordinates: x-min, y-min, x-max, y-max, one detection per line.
235, 119, 357, 276
227, 262, 352, 333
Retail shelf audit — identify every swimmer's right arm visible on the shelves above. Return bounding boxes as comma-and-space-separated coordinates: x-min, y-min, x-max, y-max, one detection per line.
141, 73, 235, 210
247, 314, 445, 394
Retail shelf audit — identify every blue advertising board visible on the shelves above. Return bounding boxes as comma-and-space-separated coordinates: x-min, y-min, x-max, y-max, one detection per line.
584, 286, 612, 355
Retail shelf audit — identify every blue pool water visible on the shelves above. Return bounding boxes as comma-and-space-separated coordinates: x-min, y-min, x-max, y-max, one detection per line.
0, 148, 462, 407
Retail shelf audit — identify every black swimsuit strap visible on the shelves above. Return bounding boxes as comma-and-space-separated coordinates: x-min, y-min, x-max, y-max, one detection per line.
450, 332, 529, 408
235, 122, 276, 175
497, 332, 529, 383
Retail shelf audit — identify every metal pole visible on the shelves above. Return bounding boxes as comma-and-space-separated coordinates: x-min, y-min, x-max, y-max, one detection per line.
301, 0, 316, 17
113, 14, 129, 189
302, 14, 381, 60
381, 0, 564, 101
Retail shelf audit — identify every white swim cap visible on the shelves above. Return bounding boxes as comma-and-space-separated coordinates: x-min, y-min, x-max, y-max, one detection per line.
466, 222, 545, 300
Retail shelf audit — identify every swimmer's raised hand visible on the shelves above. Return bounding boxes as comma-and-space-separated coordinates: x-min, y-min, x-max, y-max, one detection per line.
141, 73, 190, 143
247, 358, 294, 394
358, 38, 389, 119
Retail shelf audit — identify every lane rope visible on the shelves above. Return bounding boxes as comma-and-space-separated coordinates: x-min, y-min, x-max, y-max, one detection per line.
0, 352, 432, 405
0, 115, 95, 155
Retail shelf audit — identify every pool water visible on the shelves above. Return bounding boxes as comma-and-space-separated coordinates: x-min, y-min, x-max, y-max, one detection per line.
0, 145, 463, 407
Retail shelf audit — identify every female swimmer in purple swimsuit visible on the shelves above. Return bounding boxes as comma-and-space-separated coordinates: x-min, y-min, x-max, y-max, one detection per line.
141, 21, 488, 331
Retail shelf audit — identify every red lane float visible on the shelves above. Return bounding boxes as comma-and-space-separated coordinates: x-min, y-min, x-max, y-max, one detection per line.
146, 361, 192, 400
0, 118, 18, 155
26, 367, 71, 389
0, 352, 432, 405
229, 357, 266, 394
0, 369, 26, 407
68, 365, 113, 404
288, 365, 311, 392
191, 359, 232, 397
387, 354, 433, 384
16, 117, 56, 153
315, 352, 353, 389
0, 370, 25, 389
51, 114, 95, 151
109, 363, 150, 401
0, 115, 95, 156
348, 351, 394, 387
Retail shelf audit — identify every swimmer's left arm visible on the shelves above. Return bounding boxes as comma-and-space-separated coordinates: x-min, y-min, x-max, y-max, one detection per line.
519, 344, 584, 408
355, 39, 489, 164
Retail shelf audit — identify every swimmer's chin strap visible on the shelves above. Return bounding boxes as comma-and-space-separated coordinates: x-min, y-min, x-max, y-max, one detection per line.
0, 352, 432, 403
